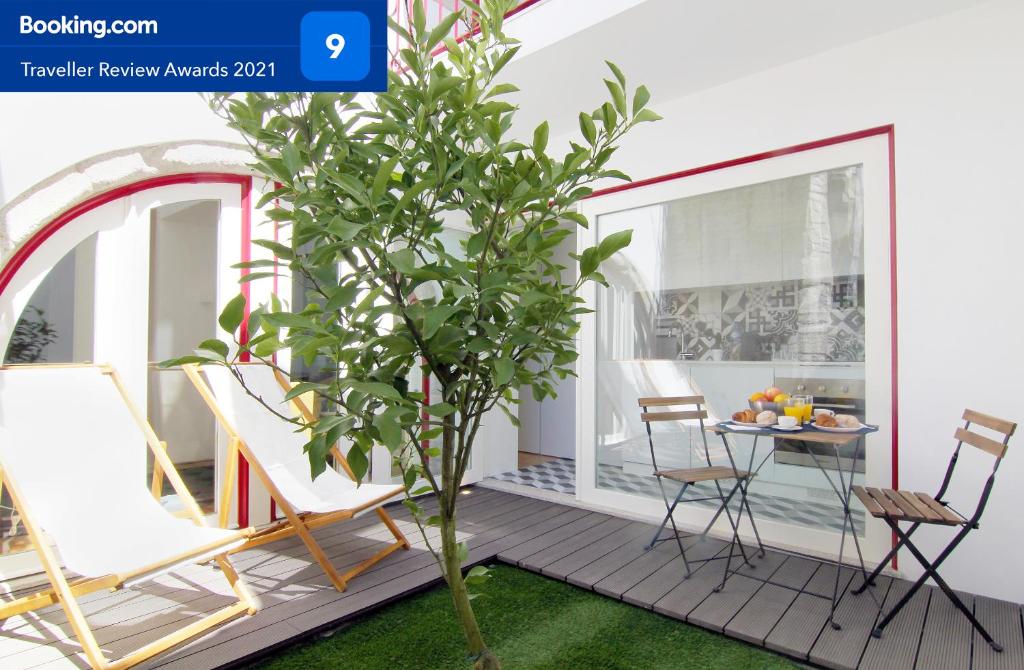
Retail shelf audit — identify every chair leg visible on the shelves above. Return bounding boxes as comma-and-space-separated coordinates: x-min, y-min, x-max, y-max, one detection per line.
647, 480, 688, 550
713, 479, 753, 567
873, 519, 1001, 651
738, 477, 766, 558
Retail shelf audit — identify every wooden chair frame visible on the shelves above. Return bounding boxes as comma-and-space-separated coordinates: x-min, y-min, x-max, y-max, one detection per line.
638, 396, 765, 580
852, 409, 1016, 652
0, 364, 256, 670
182, 363, 410, 592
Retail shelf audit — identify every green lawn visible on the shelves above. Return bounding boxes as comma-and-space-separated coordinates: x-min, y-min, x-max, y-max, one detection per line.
257, 565, 798, 669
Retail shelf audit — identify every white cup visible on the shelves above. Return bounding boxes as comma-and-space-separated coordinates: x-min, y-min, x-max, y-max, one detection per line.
777, 415, 798, 428
814, 408, 835, 418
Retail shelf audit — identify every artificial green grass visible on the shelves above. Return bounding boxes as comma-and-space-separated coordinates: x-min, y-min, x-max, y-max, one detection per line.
257, 564, 799, 669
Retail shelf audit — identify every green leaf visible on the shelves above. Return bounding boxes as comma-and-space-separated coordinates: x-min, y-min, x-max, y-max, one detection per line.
372, 155, 401, 202
598, 229, 633, 260
389, 177, 436, 225
484, 83, 520, 99
424, 11, 460, 51
532, 121, 549, 154
281, 143, 302, 178
350, 381, 402, 401
373, 413, 403, 450
425, 402, 457, 417
196, 339, 229, 359
632, 85, 651, 114
218, 294, 246, 335
493, 357, 514, 386
604, 79, 627, 117
606, 60, 626, 87
423, 305, 460, 339
579, 112, 597, 145
634, 108, 663, 123
387, 248, 417, 274
346, 444, 369, 482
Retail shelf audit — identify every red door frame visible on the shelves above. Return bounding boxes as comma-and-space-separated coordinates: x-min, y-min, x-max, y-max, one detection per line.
585, 125, 900, 564
0, 171, 256, 528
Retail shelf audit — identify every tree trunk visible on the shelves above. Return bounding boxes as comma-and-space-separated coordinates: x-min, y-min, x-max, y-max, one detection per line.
440, 510, 501, 669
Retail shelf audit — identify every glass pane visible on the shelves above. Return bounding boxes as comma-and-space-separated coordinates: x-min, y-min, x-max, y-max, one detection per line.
2, 235, 96, 556
595, 166, 866, 537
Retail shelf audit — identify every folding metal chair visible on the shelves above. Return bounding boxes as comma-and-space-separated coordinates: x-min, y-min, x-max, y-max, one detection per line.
852, 409, 1016, 651
639, 396, 764, 579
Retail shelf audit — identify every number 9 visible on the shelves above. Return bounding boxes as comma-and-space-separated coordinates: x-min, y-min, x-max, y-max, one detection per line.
326, 33, 346, 59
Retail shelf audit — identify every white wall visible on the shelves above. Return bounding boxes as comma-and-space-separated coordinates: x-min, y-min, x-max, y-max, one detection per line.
0, 93, 236, 208
534, 0, 1024, 601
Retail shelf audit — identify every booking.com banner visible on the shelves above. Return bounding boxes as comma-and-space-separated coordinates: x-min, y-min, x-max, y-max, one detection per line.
0, 0, 387, 91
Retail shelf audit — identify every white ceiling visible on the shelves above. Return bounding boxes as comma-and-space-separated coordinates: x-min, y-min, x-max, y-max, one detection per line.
504, 0, 991, 138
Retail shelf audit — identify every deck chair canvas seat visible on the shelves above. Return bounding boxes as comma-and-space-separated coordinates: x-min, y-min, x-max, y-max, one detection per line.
0, 365, 255, 670
183, 363, 410, 592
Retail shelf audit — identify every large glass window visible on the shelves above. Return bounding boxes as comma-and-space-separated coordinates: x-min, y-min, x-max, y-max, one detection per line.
594, 166, 867, 535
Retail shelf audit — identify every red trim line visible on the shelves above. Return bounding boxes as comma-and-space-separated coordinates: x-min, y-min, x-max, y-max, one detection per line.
237, 176, 254, 528
887, 129, 899, 569
0, 173, 250, 296
584, 126, 900, 564
586, 125, 896, 200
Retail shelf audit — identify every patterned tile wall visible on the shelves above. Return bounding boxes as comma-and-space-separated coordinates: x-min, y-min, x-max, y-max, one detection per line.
641, 275, 865, 362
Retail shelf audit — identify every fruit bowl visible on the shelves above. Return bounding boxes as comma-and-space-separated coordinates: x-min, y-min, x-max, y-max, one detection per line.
749, 398, 796, 415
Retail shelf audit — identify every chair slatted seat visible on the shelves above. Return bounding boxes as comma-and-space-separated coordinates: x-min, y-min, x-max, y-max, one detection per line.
853, 408, 1016, 652
656, 465, 751, 484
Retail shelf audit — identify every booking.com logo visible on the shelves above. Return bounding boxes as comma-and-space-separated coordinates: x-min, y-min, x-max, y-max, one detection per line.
19, 15, 159, 39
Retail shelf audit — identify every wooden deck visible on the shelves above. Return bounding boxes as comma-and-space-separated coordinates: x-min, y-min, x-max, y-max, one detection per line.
1, 487, 1021, 670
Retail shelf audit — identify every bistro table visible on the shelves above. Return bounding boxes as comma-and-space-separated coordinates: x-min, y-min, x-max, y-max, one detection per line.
706, 420, 881, 629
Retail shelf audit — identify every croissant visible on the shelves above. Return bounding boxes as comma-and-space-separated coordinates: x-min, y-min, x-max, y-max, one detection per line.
815, 414, 839, 428
733, 409, 758, 423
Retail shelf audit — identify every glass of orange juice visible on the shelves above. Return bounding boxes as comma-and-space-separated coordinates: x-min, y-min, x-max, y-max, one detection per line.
783, 405, 804, 423
790, 395, 810, 423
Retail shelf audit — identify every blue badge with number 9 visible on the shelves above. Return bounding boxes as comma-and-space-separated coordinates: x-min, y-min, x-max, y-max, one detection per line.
300, 11, 370, 82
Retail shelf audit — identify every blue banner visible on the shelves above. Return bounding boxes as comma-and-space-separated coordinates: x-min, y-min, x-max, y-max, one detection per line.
0, 1, 388, 92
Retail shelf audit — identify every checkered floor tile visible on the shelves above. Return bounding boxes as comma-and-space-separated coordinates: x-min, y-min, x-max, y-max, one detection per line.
489, 458, 863, 534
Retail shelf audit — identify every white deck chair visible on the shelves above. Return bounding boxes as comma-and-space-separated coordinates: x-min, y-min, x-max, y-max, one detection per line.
182, 363, 409, 592
0, 364, 255, 670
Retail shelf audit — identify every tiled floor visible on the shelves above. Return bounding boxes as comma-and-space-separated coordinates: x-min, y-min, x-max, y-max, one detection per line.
490, 457, 864, 534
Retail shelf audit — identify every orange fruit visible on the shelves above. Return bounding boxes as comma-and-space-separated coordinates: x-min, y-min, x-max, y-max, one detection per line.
749, 392, 766, 402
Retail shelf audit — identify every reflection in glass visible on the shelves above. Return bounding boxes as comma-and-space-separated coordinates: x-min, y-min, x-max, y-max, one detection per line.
594, 166, 866, 536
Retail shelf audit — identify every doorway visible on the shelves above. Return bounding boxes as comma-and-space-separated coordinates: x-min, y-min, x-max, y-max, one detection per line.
147, 200, 220, 514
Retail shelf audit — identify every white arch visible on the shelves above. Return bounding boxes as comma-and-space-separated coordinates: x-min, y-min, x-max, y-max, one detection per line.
0, 140, 253, 262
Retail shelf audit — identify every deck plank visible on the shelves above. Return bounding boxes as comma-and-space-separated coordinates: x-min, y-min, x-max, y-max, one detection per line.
972, 594, 1024, 670
540, 522, 649, 581
686, 550, 789, 632
858, 579, 930, 670
915, 586, 973, 670
724, 556, 818, 645
2, 488, 1023, 670
808, 576, 892, 670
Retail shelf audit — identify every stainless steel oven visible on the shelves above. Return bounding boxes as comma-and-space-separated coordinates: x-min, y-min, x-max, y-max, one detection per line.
773, 377, 865, 472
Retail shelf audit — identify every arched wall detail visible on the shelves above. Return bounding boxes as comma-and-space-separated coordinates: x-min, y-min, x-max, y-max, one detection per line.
0, 140, 254, 264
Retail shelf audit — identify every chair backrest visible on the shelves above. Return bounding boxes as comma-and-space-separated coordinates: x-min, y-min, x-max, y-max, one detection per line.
638, 396, 711, 471
197, 364, 309, 470
956, 409, 1016, 460
0, 365, 173, 574
187, 364, 359, 513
